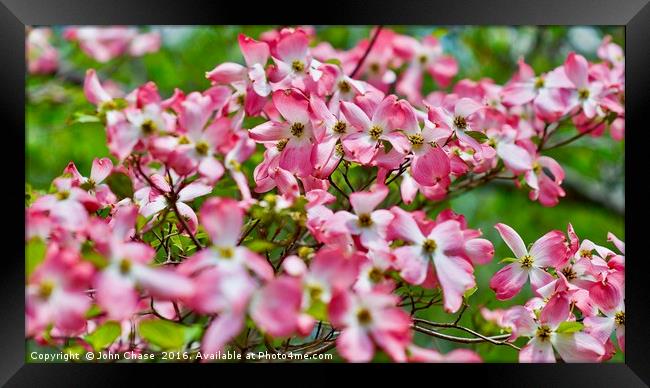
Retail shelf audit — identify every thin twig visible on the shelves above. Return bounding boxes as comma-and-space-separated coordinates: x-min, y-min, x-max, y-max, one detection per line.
349, 26, 384, 79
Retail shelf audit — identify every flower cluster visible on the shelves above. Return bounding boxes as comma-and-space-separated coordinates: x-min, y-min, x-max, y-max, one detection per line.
26, 26, 161, 74
25, 26, 624, 363
484, 224, 625, 362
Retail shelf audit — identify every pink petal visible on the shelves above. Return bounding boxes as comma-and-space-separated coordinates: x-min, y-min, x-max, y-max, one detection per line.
200, 197, 243, 246
553, 332, 605, 362
529, 230, 567, 268
349, 186, 389, 215
238, 33, 269, 67
83, 69, 112, 105
272, 89, 310, 124
434, 253, 475, 313
90, 157, 113, 184
337, 326, 375, 362
489, 263, 528, 300
454, 97, 484, 118
564, 52, 589, 89
494, 223, 528, 258
519, 338, 555, 363
206, 62, 247, 84
201, 311, 245, 357
410, 146, 450, 187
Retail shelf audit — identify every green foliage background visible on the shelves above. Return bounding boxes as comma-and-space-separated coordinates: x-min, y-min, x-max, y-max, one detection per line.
26, 26, 624, 362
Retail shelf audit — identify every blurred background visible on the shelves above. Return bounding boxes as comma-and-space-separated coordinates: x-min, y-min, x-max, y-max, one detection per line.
26, 26, 624, 362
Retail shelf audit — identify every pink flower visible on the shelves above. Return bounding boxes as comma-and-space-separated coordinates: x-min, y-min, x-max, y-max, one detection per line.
393, 35, 458, 104
426, 97, 485, 154
340, 95, 410, 164
329, 289, 411, 362
250, 89, 315, 177
138, 174, 212, 234
506, 302, 605, 363
26, 28, 58, 74
561, 52, 607, 119
390, 207, 473, 312
250, 276, 314, 337
584, 301, 625, 353
177, 198, 273, 281
64, 26, 160, 63
27, 246, 93, 336
523, 152, 566, 207
332, 186, 394, 249
490, 223, 567, 300
92, 205, 194, 320
399, 101, 451, 186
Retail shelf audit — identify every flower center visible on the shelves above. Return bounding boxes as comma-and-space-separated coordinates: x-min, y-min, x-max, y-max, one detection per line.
356, 308, 373, 325
368, 267, 383, 283
236, 93, 245, 106
195, 141, 210, 156
291, 60, 305, 73
38, 280, 55, 299
453, 116, 467, 130
178, 135, 191, 145
536, 325, 552, 342
333, 121, 347, 134
369, 125, 383, 140
369, 63, 380, 74
578, 88, 590, 100
290, 122, 305, 138
56, 190, 70, 200
561, 266, 577, 281
418, 54, 428, 64
357, 213, 373, 228
338, 80, 351, 93
422, 239, 437, 254
217, 246, 234, 259
276, 138, 289, 152
141, 119, 157, 135
119, 258, 132, 274
308, 284, 323, 302
519, 254, 534, 268
408, 133, 424, 146
579, 249, 592, 259
534, 77, 545, 89
614, 311, 625, 326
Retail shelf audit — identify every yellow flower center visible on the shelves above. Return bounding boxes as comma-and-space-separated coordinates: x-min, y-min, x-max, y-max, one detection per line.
369, 125, 383, 140
290, 122, 305, 138
614, 311, 625, 326
195, 141, 210, 156
338, 80, 351, 93
536, 325, 552, 342
356, 308, 373, 325
453, 116, 468, 129
357, 213, 373, 228
291, 60, 305, 73
333, 121, 347, 134
423, 239, 437, 254
519, 254, 534, 268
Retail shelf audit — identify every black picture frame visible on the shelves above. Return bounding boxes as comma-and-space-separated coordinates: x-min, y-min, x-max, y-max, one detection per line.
4, 0, 648, 386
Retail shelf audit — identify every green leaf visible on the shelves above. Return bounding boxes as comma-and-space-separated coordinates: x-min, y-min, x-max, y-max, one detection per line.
465, 131, 488, 143
498, 257, 518, 264
26, 238, 47, 277
246, 240, 276, 253
556, 321, 584, 334
84, 305, 103, 319
71, 112, 100, 124
464, 286, 478, 299
382, 140, 393, 153
105, 172, 134, 200
138, 319, 188, 350
84, 321, 121, 351
306, 300, 328, 321
82, 251, 108, 269
325, 58, 342, 66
